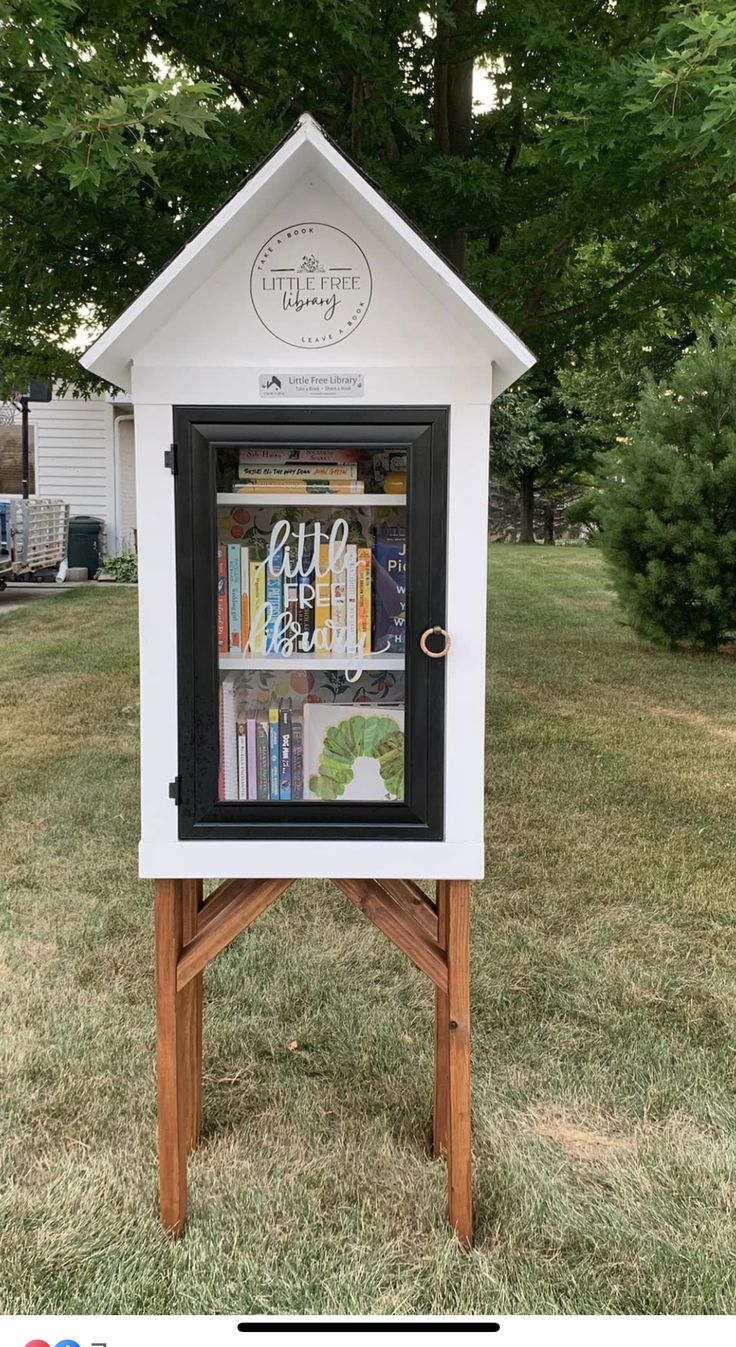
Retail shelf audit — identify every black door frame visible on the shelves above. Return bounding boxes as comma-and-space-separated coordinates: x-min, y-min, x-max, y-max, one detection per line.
173, 405, 448, 842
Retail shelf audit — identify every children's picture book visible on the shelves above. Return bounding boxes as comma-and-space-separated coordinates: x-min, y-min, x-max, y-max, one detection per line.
303, 703, 404, 803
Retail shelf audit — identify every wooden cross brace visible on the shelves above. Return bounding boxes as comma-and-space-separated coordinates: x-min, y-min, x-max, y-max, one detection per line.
155, 875, 472, 1246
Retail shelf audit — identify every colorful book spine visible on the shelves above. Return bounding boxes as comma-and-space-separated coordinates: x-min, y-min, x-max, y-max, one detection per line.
282, 545, 298, 653
239, 547, 250, 652
246, 718, 258, 801
291, 713, 304, 801
227, 544, 241, 652
297, 562, 315, 653
217, 545, 228, 655
265, 548, 283, 654
256, 717, 270, 800
345, 543, 358, 654
249, 558, 266, 654
268, 703, 280, 800
232, 480, 365, 494
330, 565, 347, 654
314, 542, 331, 652
279, 700, 292, 801
373, 526, 407, 653
237, 721, 248, 800
221, 675, 238, 799
238, 462, 357, 480
238, 446, 359, 464
357, 546, 372, 654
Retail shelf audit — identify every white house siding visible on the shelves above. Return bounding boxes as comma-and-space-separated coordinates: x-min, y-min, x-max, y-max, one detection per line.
32, 393, 116, 551
116, 416, 137, 551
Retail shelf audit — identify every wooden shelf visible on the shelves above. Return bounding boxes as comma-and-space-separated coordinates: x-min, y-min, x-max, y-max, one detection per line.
219, 653, 404, 672
217, 493, 406, 507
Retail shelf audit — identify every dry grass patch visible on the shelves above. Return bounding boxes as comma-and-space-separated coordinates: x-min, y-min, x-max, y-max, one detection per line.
648, 704, 736, 743
527, 1113, 638, 1162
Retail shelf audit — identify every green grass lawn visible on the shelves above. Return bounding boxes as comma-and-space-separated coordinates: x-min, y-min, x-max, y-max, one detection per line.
1, 546, 736, 1314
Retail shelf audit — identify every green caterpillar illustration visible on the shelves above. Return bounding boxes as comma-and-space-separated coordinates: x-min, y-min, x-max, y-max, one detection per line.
309, 714, 404, 801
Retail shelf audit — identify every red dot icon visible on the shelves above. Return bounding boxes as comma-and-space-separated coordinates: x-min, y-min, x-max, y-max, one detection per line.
25, 1340, 51, 1347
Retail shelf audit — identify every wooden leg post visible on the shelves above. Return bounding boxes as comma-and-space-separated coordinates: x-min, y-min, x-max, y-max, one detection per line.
433, 880, 450, 1159
443, 879, 472, 1247
152, 873, 469, 1244
181, 878, 203, 1154
155, 878, 189, 1237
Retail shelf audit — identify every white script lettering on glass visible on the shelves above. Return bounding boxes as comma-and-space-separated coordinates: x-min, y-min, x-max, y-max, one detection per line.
244, 519, 392, 680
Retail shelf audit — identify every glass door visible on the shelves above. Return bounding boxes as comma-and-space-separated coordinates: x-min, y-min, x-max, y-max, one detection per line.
174, 407, 448, 842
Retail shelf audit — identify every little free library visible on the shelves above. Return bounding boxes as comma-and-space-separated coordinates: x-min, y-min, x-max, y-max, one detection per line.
82, 113, 534, 1247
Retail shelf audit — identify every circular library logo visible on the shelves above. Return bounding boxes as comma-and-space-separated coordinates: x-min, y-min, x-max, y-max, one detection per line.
250, 222, 372, 348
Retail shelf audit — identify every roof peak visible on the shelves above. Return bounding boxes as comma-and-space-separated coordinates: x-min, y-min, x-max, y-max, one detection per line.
81, 112, 534, 393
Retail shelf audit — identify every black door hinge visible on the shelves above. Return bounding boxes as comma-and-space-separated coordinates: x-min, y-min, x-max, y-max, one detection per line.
169, 776, 181, 805
164, 443, 177, 475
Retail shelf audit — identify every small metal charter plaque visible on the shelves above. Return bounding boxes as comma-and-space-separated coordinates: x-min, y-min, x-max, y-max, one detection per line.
258, 370, 365, 398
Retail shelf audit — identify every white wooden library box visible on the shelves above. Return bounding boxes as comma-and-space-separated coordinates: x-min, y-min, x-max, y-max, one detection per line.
82, 114, 534, 881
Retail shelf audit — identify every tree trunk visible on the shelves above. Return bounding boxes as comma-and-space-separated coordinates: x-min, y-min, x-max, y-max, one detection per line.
519, 469, 536, 544
543, 498, 555, 545
433, 0, 475, 273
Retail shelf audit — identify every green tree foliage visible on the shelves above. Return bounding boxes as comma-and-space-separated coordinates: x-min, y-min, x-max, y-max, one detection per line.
598, 326, 736, 649
491, 376, 597, 541
1, 0, 736, 395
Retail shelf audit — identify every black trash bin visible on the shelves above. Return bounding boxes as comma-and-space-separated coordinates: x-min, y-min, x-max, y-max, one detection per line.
67, 515, 104, 577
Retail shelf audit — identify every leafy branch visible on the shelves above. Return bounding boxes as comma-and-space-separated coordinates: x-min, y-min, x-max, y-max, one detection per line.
26, 79, 219, 193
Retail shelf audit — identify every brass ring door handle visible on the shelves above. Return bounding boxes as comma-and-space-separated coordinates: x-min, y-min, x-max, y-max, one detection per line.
420, 625, 452, 658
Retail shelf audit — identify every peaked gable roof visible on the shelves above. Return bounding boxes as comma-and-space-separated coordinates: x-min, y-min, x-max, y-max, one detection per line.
81, 113, 534, 394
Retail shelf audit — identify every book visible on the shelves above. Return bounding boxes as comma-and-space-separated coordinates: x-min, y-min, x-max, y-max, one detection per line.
256, 717, 270, 800
221, 675, 238, 799
246, 718, 258, 801
239, 547, 250, 651
249, 558, 266, 654
357, 546, 372, 654
314, 542, 331, 652
330, 564, 347, 654
373, 525, 406, 654
237, 721, 248, 800
291, 713, 304, 801
216, 545, 228, 655
283, 545, 300, 653
345, 544, 358, 653
232, 480, 365, 494
303, 703, 405, 802
279, 699, 292, 801
238, 446, 360, 464
268, 702, 280, 800
227, 544, 241, 652
238, 462, 357, 481
265, 548, 283, 654
297, 560, 315, 652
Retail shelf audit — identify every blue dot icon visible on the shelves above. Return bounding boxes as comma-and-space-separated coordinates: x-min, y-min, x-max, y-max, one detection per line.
55, 1340, 81, 1347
